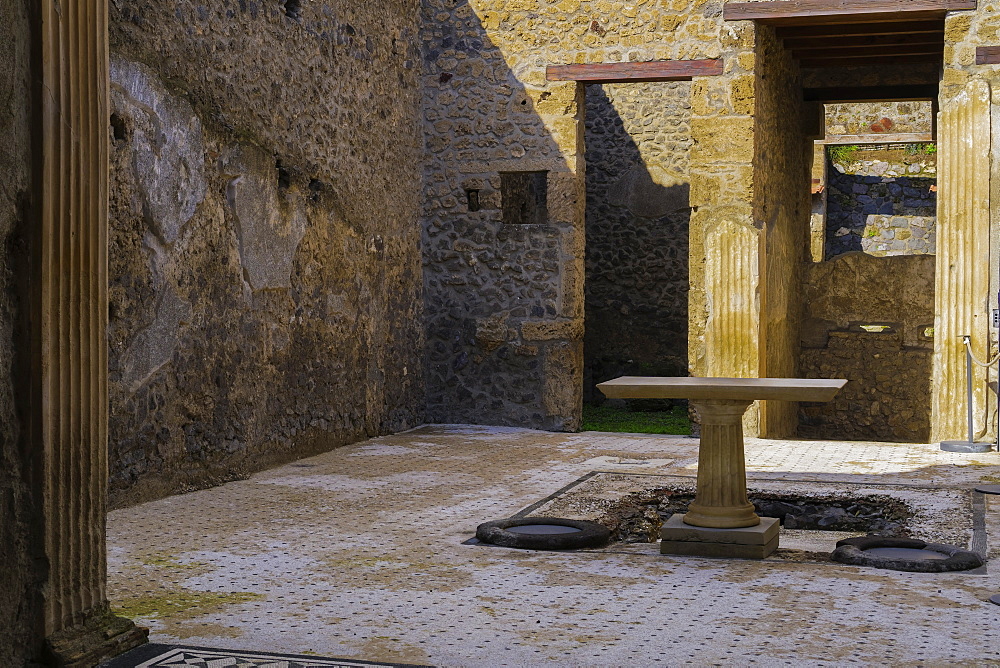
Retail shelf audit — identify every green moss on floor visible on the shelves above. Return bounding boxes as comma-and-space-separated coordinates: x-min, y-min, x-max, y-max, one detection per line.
112, 591, 263, 620
581, 404, 690, 435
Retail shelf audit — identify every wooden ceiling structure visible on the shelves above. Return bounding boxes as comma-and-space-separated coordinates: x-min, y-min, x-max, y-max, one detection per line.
724, 0, 977, 69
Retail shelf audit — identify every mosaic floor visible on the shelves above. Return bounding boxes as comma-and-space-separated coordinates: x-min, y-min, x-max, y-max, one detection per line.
106, 426, 1000, 666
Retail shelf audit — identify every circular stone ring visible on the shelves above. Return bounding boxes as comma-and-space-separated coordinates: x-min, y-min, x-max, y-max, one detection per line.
831, 536, 984, 573
475, 516, 611, 551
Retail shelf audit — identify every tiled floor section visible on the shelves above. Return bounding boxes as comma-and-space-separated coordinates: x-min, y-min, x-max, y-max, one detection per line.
108, 426, 1000, 666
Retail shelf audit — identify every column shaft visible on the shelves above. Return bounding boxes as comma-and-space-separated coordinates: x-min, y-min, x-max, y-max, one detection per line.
685, 399, 760, 528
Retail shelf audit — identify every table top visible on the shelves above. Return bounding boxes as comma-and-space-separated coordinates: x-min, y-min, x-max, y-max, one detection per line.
597, 376, 847, 402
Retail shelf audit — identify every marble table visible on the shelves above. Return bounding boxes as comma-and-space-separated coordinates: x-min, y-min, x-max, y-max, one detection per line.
596, 377, 847, 530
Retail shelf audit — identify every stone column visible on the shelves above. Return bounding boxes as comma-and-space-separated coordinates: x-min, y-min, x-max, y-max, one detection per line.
931, 79, 992, 443
685, 399, 760, 529
30, 1, 146, 663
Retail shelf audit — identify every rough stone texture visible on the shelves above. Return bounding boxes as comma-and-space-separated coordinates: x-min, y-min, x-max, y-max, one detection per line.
0, 1, 44, 662
584, 82, 691, 402
860, 215, 937, 257
826, 157, 937, 259
799, 253, 935, 443
107, 2, 425, 506
825, 101, 933, 136
421, 0, 738, 431
753, 25, 810, 437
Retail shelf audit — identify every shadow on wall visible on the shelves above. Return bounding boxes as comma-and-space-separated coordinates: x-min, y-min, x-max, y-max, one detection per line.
582, 83, 691, 405
421, 5, 584, 430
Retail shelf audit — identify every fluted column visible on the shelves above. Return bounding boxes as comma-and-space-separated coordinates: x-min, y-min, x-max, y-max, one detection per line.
931, 79, 992, 442
32, 0, 146, 663
685, 399, 760, 528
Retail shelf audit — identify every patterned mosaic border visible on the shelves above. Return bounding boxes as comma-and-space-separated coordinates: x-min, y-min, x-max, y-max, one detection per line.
101, 644, 430, 668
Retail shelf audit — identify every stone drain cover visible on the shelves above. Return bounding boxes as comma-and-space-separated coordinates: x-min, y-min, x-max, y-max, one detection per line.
476, 516, 611, 550
831, 536, 983, 573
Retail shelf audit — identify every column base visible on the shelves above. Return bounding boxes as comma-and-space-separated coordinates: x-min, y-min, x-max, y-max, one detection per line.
661, 514, 779, 559
45, 606, 148, 668
684, 501, 760, 528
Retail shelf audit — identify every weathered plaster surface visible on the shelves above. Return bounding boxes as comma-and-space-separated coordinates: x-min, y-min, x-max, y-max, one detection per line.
107, 2, 425, 506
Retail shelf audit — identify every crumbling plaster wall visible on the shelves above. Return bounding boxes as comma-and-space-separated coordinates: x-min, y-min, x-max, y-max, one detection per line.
421, 0, 738, 430
107, 1, 425, 505
0, 1, 45, 661
584, 82, 691, 402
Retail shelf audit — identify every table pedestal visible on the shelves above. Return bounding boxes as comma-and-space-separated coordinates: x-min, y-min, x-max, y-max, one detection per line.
684, 399, 760, 529
596, 375, 847, 560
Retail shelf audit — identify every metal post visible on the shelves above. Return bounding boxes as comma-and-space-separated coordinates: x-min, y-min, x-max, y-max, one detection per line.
941, 335, 994, 452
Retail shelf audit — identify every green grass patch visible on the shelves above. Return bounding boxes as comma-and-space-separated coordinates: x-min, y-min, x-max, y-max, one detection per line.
581, 404, 690, 435
828, 144, 859, 164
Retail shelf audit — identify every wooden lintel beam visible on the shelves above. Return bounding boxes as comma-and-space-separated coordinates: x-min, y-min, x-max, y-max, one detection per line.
799, 53, 942, 68
776, 20, 944, 39
725, 0, 976, 24
976, 46, 1000, 64
803, 84, 938, 102
782, 33, 943, 50
545, 59, 724, 83
819, 132, 935, 144
792, 45, 943, 59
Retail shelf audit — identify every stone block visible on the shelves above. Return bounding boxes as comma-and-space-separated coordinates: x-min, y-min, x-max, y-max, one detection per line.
690, 117, 754, 164
660, 514, 779, 545
660, 535, 779, 559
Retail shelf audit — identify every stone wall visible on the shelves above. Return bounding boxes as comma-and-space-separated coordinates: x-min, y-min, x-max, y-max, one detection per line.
107, 1, 425, 506
753, 25, 810, 436
825, 101, 933, 136
583, 82, 691, 401
421, 0, 731, 430
799, 253, 935, 442
826, 155, 937, 259
0, 0, 44, 661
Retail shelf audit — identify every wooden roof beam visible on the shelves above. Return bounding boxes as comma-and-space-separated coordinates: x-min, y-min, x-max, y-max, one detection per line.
725, 0, 976, 26
776, 20, 945, 39
803, 84, 938, 102
791, 45, 943, 59
976, 46, 1000, 64
799, 54, 943, 68
546, 59, 724, 83
782, 33, 943, 50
